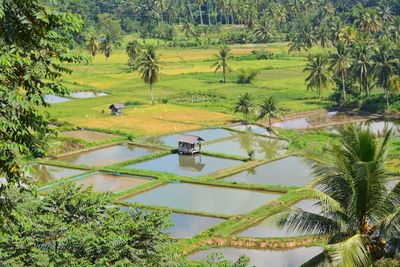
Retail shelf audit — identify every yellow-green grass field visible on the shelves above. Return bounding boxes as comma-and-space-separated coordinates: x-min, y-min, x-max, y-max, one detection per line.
51, 40, 333, 138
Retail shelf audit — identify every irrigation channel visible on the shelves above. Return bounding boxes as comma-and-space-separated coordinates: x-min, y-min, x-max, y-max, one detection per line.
32, 111, 400, 266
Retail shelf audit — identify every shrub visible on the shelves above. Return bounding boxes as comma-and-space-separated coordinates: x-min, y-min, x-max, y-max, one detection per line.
251, 49, 274, 59
236, 68, 258, 84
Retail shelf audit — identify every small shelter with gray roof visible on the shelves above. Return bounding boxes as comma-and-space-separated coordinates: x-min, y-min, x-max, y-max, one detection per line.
109, 103, 125, 116
177, 134, 205, 155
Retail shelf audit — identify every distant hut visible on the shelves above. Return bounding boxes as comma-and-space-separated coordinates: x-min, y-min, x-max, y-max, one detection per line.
109, 103, 125, 116
177, 134, 205, 155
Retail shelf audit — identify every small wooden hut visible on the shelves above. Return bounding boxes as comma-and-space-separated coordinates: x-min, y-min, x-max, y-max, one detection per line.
109, 103, 125, 116
177, 134, 205, 155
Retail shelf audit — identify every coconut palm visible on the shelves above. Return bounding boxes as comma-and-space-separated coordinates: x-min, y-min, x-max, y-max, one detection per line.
372, 42, 399, 109
212, 45, 233, 83
233, 92, 253, 122
258, 96, 279, 127
194, 0, 204, 25
352, 42, 372, 97
126, 40, 142, 68
181, 20, 197, 39
254, 18, 275, 43
87, 35, 99, 57
329, 41, 351, 101
137, 46, 161, 105
280, 125, 400, 266
99, 35, 114, 61
304, 54, 331, 98
338, 26, 357, 46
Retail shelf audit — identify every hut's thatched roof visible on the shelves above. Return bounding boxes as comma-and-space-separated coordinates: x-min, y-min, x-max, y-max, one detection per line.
177, 134, 205, 144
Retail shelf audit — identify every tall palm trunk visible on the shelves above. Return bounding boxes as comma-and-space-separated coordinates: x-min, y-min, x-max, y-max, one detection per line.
150, 82, 154, 105
207, 0, 211, 25
384, 86, 389, 110
186, 0, 194, 21
341, 71, 346, 101
198, 5, 203, 24
223, 67, 226, 83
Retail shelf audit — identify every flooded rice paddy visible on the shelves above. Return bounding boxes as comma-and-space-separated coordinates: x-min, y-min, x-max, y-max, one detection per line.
169, 213, 225, 238
69, 91, 108, 98
74, 173, 151, 193
55, 144, 160, 167
120, 183, 281, 215
125, 154, 242, 177
326, 119, 400, 137
146, 128, 235, 147
273, 111, 367, 130
61, 130, 118, 142
189, 246, 324, 267
223, 156, 313, 187
44, 94, 72, 104
230, 124, 275, 136
31, 164, 85, 184
236, 199, 322, 238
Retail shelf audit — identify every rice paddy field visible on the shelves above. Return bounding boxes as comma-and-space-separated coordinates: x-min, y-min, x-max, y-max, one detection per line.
35, 39, 400, 266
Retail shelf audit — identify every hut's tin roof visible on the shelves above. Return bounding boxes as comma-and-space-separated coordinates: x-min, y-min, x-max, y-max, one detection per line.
177, 134, 205, 144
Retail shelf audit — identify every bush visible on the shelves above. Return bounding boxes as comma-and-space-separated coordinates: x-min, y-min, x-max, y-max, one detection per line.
251, 49, 274, 59
376, 254, 400, 267
236, 68, 258, 84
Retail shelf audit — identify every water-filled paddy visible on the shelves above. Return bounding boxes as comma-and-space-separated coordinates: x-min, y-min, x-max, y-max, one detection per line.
202, 133, 287, 160
125, 154, 242, 177
74, 173, 151, 193
273, 111, 367, 130
44, 94, 72, 104
169, 213, 225, 238
236, 199, 322, 238
31, 164, 85, 184
56, 144, 160, 167
120, 183, 281, 215
224, 156, 313, 186
69, 91, 108, 98
61, 130, 118, 142
230, 124, 275, 136
146, 128, 234, 147
189, 246, 324, 267
326, 120, 400, 137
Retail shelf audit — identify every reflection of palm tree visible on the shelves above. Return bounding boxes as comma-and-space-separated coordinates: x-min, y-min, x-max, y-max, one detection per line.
256, 137, 284, 160
32, 165, 52, 184
235, 132, 253, 153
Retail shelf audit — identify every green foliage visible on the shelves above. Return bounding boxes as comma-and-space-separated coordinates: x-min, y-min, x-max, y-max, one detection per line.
304, 54, 332, 98
376, 254, 400, 267
137, 46, 161, 105
198, 252, 250, 267
258, 96, 279, 126
212, 45, 233, 83
281, 126, 400, 266
236, 68, 258, 84
0, 182, 174, 265
0, 0, 85, 188
233, 93, 253, 122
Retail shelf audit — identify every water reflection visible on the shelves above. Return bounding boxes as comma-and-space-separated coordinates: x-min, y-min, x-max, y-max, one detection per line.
230, 124, 275, 136
125, 154, 241, 177
325, 120, 400, 137
56, 144, 160, 167
120, 183, 281, 215
75, 173, 151, 193
189, 246, 324, 267
70, 91, 108, 99
169, 213, 225, 238
31, 164, 85, 185
224, 156, 313, 186
44, 94, 72, 104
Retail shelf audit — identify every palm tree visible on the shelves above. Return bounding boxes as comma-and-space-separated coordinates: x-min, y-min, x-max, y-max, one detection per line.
338, 26, 357, 46
186, 0, 194, 21
212, 45, 233, 83
137, 46, 161, 105
181, 20, 197, 39
329, 41, 351, 101
372, 42, 399, 110
304, 54, 331, 98
87, 35, 99, 57
194, 0, 204, 25
126, 40, 142, 68
233, 93, 253, 122
280, 125, 400, 266
258, 96, 279, 127
272, 3, 287, 24
100, 35, 113, 61
254, 18, 275, 43
352, 42, 372, 97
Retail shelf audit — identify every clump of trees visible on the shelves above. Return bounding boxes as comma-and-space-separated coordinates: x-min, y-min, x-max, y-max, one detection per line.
236, 68, 258, 84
